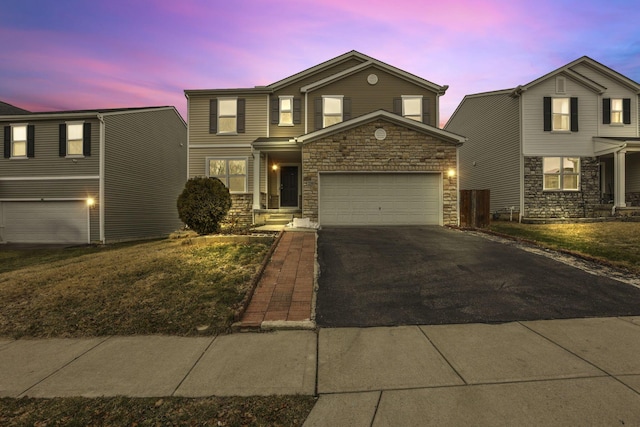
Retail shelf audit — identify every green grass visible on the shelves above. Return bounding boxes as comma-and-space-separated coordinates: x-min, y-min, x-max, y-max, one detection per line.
489, 221, 640, 274
0, 396, 316, 427
0, 238, 273, 338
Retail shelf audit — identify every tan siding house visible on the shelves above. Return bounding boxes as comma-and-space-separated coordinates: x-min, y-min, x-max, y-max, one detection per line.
0, 106, 186, 244
446, 56, 640, 220
185, 51, 464, 227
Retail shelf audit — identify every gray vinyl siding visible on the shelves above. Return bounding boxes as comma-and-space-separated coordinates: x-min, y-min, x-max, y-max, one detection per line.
102, 108, 187, 242
306, 65, 439, 129
521, 78, 597, 156
0, 118, 100, 178
445, 92, 521, 212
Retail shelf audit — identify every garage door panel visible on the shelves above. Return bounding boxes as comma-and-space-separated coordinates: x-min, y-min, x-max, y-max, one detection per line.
1, 201, 88, 244
319, 173, 441, 226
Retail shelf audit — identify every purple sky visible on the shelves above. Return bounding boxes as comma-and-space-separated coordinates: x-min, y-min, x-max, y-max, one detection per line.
2, 0, 639, 126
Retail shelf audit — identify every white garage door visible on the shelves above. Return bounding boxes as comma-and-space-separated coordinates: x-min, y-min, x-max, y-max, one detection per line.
319, 173, 441, 226
0, 201, 89, 244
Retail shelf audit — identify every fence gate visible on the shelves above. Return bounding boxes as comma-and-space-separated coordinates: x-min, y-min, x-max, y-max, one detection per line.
460, 189, 490, 228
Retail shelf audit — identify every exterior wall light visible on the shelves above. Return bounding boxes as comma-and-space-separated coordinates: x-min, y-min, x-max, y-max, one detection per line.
272, 164, 278, 171
447, 169, 456, 178
87, 197, 95, 208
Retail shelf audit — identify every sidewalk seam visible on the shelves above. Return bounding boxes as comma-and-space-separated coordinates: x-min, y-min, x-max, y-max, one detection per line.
418, 326, 468, 386
170, 336, 217, 397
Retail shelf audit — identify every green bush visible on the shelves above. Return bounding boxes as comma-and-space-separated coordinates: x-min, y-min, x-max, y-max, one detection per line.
177, 177, 232, 235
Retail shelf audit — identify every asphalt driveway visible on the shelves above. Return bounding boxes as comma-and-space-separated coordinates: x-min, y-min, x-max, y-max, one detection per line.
315, 226, 640, 327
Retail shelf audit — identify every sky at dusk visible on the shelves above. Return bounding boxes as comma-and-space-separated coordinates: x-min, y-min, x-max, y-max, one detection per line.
2, 0, 639, 126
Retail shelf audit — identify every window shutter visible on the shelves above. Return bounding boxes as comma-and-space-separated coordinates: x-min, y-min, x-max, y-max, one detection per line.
422, 97, 431, 125
270, 97, 279, 124
602, 98, 611, 124
209, 99, 217, 133
59, 124, 67, 157
83, 123, 91, 156
343, 97, 351, 121
623, 98, 631, 124
543, 97, 551, 131
3, 126, 10, 158
393, 98, 402, 115
570, 97, 578, 132
314, 98, 322, 130
237, 98, 246, 133
27, 125, 35, 158
293, 97, 301, 124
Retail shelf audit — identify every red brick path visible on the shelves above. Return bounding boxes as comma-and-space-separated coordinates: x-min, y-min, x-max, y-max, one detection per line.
239, 231, 316, 328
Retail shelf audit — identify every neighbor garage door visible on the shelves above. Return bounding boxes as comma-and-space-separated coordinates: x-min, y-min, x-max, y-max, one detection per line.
0, 201, 89, 244
319, 173, 441, 225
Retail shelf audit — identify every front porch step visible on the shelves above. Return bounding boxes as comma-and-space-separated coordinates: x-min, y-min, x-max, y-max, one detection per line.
254, 210, 302, 226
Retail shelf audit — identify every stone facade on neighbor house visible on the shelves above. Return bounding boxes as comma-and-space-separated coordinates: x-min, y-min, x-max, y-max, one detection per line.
524, 157, 600, 218
301, 118, 460, 226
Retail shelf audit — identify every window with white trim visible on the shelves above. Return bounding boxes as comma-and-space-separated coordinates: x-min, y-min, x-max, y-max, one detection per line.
11, 124, 27, 158
66, 123, 84, 156
543, 157, 580, 191
402, 96, 422, 121
279, 96, 293, 126
218, 98, 237, 134
323, 96, 343, 127
610, 98, 623, 124
552, 98, 570, 131
208, 158, 247, 192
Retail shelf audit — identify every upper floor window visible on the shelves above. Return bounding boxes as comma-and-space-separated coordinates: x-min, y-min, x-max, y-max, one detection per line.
59, 122, 91, 157
209, 98, 245, 134
279, 96, 293, 126
543, 97, 578, 132
323, 96, 343, 128
3, 124, 34, 159
603, 98, 631, 125
208, 158, 247, 193
543, 157, 580, 191
402, 96, 423, 122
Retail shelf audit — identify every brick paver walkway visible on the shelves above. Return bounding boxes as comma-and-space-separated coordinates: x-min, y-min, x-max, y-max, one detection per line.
239, 231, 316, 328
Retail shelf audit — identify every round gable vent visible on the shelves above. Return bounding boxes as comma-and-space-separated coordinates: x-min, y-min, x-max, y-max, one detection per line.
367, 73, 379, 85
374, 128, 387, 140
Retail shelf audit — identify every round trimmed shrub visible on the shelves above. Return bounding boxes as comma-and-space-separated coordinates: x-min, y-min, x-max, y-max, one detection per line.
177, 177, 232, 235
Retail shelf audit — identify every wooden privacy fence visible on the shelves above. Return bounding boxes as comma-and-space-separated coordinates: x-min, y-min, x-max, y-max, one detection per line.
460, 189, 490, 228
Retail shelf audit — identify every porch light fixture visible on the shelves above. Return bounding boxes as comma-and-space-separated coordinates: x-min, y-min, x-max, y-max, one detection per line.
447, 169, 456, 178
86, 197, 95, 208
272, 164, 278, 171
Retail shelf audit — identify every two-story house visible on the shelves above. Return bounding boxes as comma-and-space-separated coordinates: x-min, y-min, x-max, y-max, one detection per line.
1, 106, 187, 244
445, 56, 640, 219
185, 51, 466, 227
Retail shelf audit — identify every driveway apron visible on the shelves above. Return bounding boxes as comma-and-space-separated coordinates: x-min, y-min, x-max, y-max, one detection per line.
315, 226, 640, 327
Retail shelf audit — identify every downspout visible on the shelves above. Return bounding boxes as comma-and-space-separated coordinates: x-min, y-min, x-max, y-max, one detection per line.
456, 147, 460, 226
97, 113, 106, 243
304, 92, 308, 134
184, 93, 190, 180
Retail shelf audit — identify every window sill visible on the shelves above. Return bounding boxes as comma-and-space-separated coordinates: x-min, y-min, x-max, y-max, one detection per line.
66, 155, 85, 159
9, 156, 29, 160
543, 189, 580, 192
550, 130, 572, 134
278, 123, 294, 127
216, 132, 238, 136
608, 123, 625, 127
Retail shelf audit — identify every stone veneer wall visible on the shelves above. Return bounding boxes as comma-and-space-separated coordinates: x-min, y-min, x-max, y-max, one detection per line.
222, 193, 253, 227
302, 119, 459, 225
523, 156, 600, 218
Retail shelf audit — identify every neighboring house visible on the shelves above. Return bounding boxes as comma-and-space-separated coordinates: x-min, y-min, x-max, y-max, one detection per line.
185, 51, 465, 227
0, 107, 187, 244
445, 56, 640, 220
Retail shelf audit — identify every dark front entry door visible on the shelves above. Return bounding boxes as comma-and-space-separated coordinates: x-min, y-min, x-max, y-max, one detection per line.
280, 166, 298, 207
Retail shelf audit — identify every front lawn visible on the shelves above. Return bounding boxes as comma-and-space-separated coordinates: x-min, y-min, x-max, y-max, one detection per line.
489, 221, 640, 274
0, 237, 273, 338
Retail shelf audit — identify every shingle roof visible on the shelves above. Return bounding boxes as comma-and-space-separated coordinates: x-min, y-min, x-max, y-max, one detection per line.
0, 100, 30, 115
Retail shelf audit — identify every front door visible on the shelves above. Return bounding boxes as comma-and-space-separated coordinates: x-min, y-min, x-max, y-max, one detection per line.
280, 166, 298, 207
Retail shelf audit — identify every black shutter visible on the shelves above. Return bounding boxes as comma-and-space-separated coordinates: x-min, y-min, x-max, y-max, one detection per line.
27, 125, 35, 158
83, 123, 91, 156
293, 97, 301, 124
543, 97, 552, 131
623, 98, 631, 124
570, 97, 578, 132
3, 126, 10, 158
237, 98, 245, 133
314, 98, 322, 130
422, 97, 431, 125
270, 97, 279, 124
209, 99, 217, 133
343, 98, 351, 121
59, 123, 67, 157
393, 98, 402, 115
603, 98, 611, 124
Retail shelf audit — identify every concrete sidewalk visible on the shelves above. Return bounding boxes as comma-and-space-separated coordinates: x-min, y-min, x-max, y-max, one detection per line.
2, 317, 640, 425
